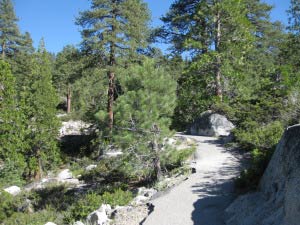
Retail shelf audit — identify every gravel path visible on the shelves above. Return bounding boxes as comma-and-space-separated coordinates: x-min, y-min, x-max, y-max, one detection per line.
143, 135, 243, 225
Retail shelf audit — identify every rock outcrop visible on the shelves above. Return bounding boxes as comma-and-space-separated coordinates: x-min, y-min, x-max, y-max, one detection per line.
24, 169, 81, 191
189, 111, 234, 136
59, 120, 92, 137
226, 125, 300, 225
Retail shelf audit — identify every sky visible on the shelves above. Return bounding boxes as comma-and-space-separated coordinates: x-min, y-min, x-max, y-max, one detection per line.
13, 0, 290, 54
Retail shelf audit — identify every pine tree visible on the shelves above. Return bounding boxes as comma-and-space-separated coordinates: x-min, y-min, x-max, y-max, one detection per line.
76, 0, 150, 132
53, 45, 83, 113
161, 0, 254, 101
162, 0, 256, 129
0, 0, 21, 59
0, 60, 26, 183
288, 0, 300, 34
21, 40, 61, 179
112, 59, 177, 181
10, 32, 35, 93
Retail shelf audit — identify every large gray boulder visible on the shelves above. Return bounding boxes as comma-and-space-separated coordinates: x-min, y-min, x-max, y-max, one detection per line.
226, 124, 300, 225
190, 111, 234, 136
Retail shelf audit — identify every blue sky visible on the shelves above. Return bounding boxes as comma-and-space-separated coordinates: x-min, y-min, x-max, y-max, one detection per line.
13, 0, 290, 53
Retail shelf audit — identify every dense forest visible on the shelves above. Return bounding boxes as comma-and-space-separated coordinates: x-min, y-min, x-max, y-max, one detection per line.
1, 0, 300, 224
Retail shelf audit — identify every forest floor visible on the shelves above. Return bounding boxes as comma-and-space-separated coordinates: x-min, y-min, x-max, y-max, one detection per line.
143, 135, 245, 225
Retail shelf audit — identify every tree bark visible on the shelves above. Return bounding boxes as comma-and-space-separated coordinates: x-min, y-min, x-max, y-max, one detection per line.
107, 69, 115, 132
67, 85, 71, 114
2, 42, 6, 59
34, 149, 43, 180
215, 10, 223, 102
107, 5, 116, 134
152, 124, 162, 181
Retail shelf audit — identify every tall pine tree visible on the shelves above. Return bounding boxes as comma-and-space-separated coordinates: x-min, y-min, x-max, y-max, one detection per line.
76, 0, 150, 132
21, 40, 60, 179
288, 0, 300, 34
0, 0, 20, 59
0, 60, 27, 185
161, 0, 254, 129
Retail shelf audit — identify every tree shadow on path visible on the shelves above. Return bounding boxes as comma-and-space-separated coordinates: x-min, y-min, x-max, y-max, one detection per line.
191, 179, 236, 225
190, 144, 242, 225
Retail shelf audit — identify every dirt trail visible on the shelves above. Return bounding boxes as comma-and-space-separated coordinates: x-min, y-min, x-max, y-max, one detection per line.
143, 135, 243, 225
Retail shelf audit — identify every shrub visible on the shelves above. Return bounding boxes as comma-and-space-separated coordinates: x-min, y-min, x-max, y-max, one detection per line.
64, 189, 133, 223
0, 191, 15, 221
80, 156, 144, 185
65, 192, 103, 223
234, 121, 283, 150
234, 121, 283, 191
101, 188, 132, 206
2, 207, 62, 225
33, 184, 76, 212
235, 147, 276, 191
161, 147, 196, 171
0, 190, 32, 221
0, 161, 26, 189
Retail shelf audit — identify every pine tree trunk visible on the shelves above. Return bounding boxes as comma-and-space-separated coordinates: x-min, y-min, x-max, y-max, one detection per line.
152, 138, 162, 181
215, 10, 223, 102
151, 124, 162, 181
1, 42, 5, 59
107, 11, 116, 133
107, 70, 115, 132
67, 85, 71, 114
34, 149, 43, 180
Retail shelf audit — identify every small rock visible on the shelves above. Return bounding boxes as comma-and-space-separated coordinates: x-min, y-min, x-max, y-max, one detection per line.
73, 222, 85, 225
56, 113, 67, 118
166, 137, 177, 145
131, 195, 149, 206
4, 186, 21, 196
100, 204, 112, 215
137, 187, 157, 198
41, 178, 48, 183
58, 169, 72, 180
85, 164, 97, 171
111, 205, 150, 225
61, 178, 80, 185
87, 210, 109, 225
44, 223, 57, 225
105, 151, 123, 157
18, 199, 34, 213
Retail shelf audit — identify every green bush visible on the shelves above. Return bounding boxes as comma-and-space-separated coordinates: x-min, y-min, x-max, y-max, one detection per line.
2, 207, 62, 225
69, 157, 95, 177
0, 161, 26, 189
0, 191, 15, 221
234, 121, 283, 191
64, 189, 133, 223
235, 147, 275, 191
80, 156, 144, 185
65, 192, 103, 223
33, 184, 76, 211
161, 147, 196, 171
0, 191, 30, 221
101, 188, 132, 206
234, 121, 283, 150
